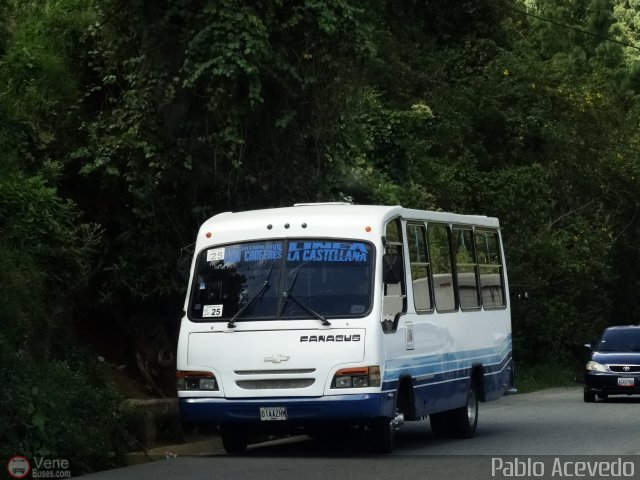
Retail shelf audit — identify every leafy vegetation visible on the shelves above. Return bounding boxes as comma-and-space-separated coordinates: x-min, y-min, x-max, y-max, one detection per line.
2, 0, 640, 470
515, 363, 579, 394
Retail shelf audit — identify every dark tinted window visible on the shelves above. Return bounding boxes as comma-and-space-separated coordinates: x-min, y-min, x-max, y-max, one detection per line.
597, 329, 640, 352
189, 241, 283, 320
281, 240, 374, 318
189, 239, 374, 321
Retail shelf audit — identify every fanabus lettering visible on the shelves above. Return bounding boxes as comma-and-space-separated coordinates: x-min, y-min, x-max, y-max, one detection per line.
300, 334, 361, 342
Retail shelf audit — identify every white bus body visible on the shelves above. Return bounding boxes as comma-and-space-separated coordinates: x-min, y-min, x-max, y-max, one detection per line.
177, 204, 513, 453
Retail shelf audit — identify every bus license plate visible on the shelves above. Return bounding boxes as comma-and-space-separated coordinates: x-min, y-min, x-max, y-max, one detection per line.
260, 407, 287, 421
618, 377, 634, 387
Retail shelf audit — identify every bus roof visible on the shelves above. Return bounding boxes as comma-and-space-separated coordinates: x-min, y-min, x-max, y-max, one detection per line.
196, 204, 500, 248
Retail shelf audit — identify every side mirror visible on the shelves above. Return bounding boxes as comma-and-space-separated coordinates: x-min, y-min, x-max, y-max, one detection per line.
382, 253, 403, 284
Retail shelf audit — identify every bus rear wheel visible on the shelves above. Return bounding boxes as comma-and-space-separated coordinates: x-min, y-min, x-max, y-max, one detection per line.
429, 384, 478, 439
449, 384, 478, 438
221, 424, 249, 455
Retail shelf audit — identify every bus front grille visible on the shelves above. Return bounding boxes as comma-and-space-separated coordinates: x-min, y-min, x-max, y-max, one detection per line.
234, 369, 316, 375
235, 379, 315, 389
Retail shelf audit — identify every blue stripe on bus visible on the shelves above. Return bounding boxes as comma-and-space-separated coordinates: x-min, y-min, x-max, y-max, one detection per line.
380, 342, 513, 415
382, 335, 512, 390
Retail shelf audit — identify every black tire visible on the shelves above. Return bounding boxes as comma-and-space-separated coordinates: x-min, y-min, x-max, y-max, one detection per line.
448, 384, 478, 439
221, 424, 249, 454
429, 384, 478, 439
370, 417, 395, 454
583, 389, 596, 403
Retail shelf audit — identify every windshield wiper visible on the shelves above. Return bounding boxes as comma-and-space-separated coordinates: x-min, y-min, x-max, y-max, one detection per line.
281, 290, 331, 326
279, 262, 331, 326
227, 264, 273, 329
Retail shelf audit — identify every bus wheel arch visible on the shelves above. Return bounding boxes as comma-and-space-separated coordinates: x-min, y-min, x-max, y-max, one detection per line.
396, 375, 416, 420
471, 364, 486, 402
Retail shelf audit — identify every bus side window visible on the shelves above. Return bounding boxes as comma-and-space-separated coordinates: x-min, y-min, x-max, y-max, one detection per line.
427, 223, 457, 312
407, 223, 433, 312
475, 230, 506, 308
453, 227, 480, 309
382, 219, 406, 330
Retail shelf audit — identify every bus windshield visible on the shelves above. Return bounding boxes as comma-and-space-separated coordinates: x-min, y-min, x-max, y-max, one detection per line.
188, 239, 374, 321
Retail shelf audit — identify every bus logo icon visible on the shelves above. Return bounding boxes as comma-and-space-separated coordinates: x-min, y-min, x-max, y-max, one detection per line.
7, 456, 30, 479
264, 354, 290, 364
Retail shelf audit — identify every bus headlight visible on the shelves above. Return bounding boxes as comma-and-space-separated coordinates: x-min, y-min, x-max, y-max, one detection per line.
331, 366, 381, 389
176, 370, 219, 391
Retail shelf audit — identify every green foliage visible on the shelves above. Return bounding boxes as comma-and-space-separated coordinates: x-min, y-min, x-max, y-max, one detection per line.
0, 0, 108, 454
0, 172, 92, 276
516, 363, 579, 393
528, 0, 624, 69
0, 175, 116, 473
0, 240, 46, 351
0, 0, 95, 173
0, 339, 122, 474
0, 170, 100, 351
328, 89, 438, 208
0, 165, 114, 473
68, 0, 378, 300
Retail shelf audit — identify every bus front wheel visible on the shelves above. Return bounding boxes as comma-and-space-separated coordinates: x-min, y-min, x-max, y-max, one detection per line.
369, 417, 395, 454
221, 424, 249, 454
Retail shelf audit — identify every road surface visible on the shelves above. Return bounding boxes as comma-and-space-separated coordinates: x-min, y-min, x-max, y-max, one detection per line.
79, 387, 640, 479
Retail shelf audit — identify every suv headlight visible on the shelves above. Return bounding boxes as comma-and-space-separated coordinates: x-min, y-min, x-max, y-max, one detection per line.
586, 361, 607, 373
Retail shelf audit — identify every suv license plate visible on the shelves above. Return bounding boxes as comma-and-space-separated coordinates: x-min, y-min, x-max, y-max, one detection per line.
618, 377, 634, 387
260, 407, 287, 421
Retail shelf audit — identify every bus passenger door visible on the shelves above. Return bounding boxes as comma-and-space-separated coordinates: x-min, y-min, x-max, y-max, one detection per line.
382, 218, 406, 332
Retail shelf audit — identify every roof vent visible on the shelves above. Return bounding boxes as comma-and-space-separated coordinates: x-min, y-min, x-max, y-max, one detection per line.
293, 202, 353, 207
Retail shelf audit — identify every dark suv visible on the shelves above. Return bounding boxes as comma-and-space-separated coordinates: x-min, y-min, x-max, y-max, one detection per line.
584, 325, 640, 402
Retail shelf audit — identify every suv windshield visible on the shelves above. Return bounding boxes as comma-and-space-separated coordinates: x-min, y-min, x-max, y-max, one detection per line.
188, 239, 374, 322
596, 328, 640, 352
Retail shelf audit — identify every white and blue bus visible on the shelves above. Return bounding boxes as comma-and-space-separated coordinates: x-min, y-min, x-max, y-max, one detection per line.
176, 203, 513, 453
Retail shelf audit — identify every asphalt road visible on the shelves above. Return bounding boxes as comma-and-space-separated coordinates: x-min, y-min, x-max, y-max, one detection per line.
80, 387, 640, 480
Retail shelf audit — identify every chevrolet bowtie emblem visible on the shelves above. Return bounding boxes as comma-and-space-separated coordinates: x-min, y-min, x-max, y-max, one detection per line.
264, 354, 290, 363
